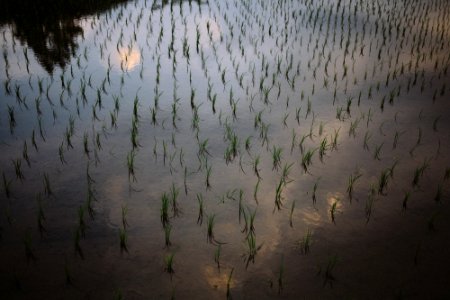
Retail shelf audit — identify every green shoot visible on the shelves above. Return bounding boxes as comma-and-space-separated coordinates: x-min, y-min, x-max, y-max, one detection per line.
164, 253, 175, 278
300, 228, 312, 255
119, 228, 128, 253
226, 268, 234, 300
207, 214, 216, 244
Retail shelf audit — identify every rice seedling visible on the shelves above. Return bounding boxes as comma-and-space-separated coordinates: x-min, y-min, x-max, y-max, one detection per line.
245, 136, 252, 153
282, 112, 289, 127
274, 177, 285, 211
22, 141, 30, 167
330, 199, 339, 224
12, 158, 24, 181
363, 131, 371, 151
150, 107, 157, 126
214, 244, 221, 271
300, 228, 312, 255
349, 118, 360, 137
170, 184, 180, 217
2, 172, 12, 199
7, 105, 16, 134
114, 288, 125, 300
131, 118, 139, 150
245, 232, 262, 268
196, 193, 204, 225
306, 98, 312, 119
322, 255, 338, 287
83, 133, 90, 158
378, 169, 391, 195
161, 193, 170, 228
226, 268, 234, 300
373, 143, 383, 160
295, 107, 301, 125
330, 128, 340, 151
347, 172, 362, 201
412, 159, 430, 188
245, 207, 257, 235
271, 146, 282, 170
311, 179, 319, 206
319, 137, 328, 161
288, 199, 296, 228
164, 253, 175, 278
64, 126, 73, 149
205, 165, 212, 190
31, 129, 38, 151
127, 150, 136, 182
366, 185, 376, 224
388, 159, 400, 179
121, 204, 128, 229
252, 155, 261, 179
402, 191, 412, 211
434, 183, 443, 204
95, 133, 102, 151
119, 227, 128, 253
238, 190, 245, 225
37, 193, 46, 237
43, 172, 52, 196
277, 255, 284, 295
415, 128, 422, 146
74, 227, 84, 259
254, 177, 261, 204
85, 181, 96, 219
301, 148, 316, 173
336, 106, 344, 121
198, 139, 210, 157
207, 214, 216, 244
433, 116, 441, 132
226, 189, 238, 202
392, 130, 402, 150
24, 230, 37, 264
164, 224, 172, 248
77, 204, 87, 238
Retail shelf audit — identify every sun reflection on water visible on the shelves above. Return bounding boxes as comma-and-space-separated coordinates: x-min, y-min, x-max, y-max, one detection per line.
203, 265, 235, 291
116, 47, 141, 71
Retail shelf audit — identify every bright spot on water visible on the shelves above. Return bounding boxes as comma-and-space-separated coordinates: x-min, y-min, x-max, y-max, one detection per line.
198, 17, 221, 47
116, 47, 141, 71
327, 192, 344, 211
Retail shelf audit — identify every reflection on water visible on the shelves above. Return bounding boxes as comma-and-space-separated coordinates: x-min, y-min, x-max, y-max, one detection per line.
203, 265, 235, 291
326, 192, 344, 211
0, 0, 449, 298
117, 47, 141, 71
0, 0, 129, 73
151, 0, 204, 11
300, 208, 322, 226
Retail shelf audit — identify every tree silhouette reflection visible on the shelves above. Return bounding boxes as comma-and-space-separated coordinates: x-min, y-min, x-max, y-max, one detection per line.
0, 0, 129, 73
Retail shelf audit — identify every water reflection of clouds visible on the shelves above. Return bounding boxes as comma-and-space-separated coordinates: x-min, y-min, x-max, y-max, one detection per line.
196, 16, 222, 47
285, 184, 345, 227
117, 47, 141, 71
203, 265, 235, 291
300, 208, 322, 226
326, 191, 344, 210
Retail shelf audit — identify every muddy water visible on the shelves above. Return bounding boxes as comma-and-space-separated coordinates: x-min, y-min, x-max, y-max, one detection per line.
1, 0, 450, 298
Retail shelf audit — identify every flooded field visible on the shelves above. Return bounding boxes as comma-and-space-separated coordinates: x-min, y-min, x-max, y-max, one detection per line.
1, 0, 450, 298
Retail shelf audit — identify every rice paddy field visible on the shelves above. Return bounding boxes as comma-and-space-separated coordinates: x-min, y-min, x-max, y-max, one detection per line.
1, 0, 450, 298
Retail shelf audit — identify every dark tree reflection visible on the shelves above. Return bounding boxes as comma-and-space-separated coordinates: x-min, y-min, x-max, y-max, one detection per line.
0, 0, 129, 73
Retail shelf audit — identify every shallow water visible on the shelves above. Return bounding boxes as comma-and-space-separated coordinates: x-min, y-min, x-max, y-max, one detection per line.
1, 0, 450, 298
